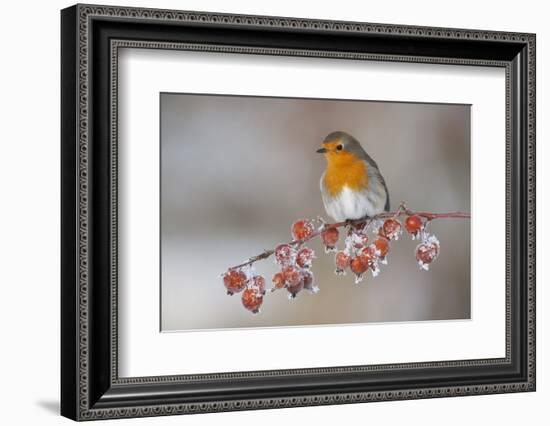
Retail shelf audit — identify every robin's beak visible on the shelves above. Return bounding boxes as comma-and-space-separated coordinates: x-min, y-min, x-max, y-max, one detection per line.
316, 147, 327, 153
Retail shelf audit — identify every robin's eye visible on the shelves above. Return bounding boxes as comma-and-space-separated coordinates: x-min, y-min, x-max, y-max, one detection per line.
336, 144, 343, 151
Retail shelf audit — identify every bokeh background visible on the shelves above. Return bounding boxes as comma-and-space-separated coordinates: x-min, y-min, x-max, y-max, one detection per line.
160, 93, 470, 331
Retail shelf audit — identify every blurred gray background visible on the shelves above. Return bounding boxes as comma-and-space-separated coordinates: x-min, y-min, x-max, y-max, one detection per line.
160, 93, 470, 331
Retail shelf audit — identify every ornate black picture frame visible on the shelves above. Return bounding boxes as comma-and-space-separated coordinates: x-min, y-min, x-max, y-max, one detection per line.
61, 4, 536, 421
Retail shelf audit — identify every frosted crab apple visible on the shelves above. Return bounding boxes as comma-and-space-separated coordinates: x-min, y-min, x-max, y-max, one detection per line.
292, 219, 315, 240
296, 247, 315, 268
335, 251, 350, 275
241, 288, 263, 313
416, 235, 441, 270
380, 218, 402, 240
405, 215, 422, 234
223, 269, 247, 295
321, 227, 339, 252
274, 244, 294, 266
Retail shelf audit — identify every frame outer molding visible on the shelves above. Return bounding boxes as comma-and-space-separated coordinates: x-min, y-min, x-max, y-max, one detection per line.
61, 3, 536, 421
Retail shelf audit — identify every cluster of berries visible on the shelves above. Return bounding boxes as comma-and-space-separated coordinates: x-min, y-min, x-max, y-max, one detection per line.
404, 215, 441, 270
334, 219, 394, 284
221, 219, 339, 313
271, 220, 338, 298
222, 268, 266, 314
223, 213, 441, 314
333, 215, 440, 283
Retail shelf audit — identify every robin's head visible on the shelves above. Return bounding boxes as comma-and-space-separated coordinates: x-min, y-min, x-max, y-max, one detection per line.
316, 131, 364, 165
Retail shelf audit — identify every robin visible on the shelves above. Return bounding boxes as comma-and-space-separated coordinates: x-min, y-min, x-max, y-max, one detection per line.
317, 131, 390, 222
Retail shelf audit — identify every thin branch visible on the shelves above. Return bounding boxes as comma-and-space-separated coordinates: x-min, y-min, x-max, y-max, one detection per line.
227, 202, 469, 271
229, 250, 275, 271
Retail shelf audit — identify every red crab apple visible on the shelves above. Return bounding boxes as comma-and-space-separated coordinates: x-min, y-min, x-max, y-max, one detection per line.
282, 265, 301, 287
250, 275, 266, 295
379, 218, 402, 240
271, 272, 285, 290
374, 237, 390, 258
301, 270, 318, 293
291, 219, 315, 240
405, 215, 423, 237
296, 247, 315, 268
223, 269, 247, 295
285, 266, 304, 298
361, 244, 378, 263
274, 244, 293, 266
415, 236, 440, 270
241, 288, 263, 313
321, 226, 339, 251
350, 255, 369, 276
335, 251, 350, 274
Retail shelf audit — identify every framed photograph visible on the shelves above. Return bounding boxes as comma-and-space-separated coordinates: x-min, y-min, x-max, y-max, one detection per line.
61, 4, 536, 421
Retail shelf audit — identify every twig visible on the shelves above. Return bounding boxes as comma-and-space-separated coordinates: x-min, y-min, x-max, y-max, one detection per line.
227, 202, 469, 271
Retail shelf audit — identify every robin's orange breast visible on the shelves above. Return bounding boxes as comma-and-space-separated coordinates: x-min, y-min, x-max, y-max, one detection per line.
323, 152, 369, 197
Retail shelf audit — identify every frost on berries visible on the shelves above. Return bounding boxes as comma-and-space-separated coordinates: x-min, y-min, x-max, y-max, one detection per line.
284, 265, 304, 298
338, 222, 386, 280
241, 287, 263, 313
223, 269, 247, 295
250, 275, 266, 295
415, 234, 441, 270
274, 244, 294, 266
224, 206, 464, 313
380, 218, 402, 241
361, 244, 381, 277
296, 247, 315, 268
335, 251, 350, 275
271, 242, 319, 300
282, 265, 301, 287
292, 219, 315, 240
374, 238, 389, 260
271, 272, 285, 291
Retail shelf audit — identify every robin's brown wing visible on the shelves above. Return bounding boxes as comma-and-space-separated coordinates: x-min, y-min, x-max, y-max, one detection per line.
382, 175, 390, 212
359, 150, 390, 212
